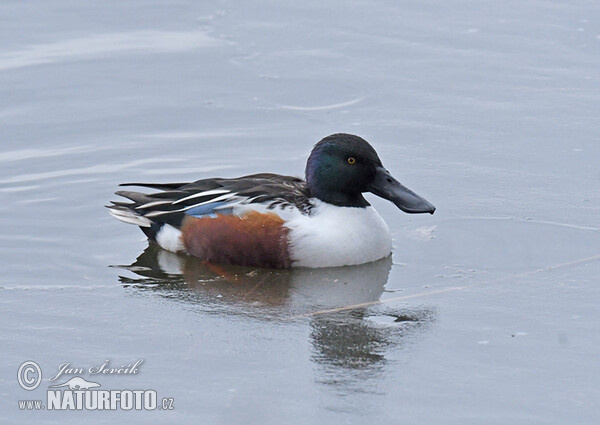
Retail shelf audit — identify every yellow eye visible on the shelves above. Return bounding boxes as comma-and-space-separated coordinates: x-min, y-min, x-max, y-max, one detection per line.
347, 157, 356, 165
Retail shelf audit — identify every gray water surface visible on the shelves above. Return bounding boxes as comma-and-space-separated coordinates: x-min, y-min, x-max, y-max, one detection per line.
1, 1, 600, 424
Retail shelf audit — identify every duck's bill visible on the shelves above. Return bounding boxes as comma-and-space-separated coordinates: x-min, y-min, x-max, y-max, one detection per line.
369, 166, 436, 214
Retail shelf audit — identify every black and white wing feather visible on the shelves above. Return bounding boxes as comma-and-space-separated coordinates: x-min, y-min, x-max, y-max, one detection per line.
107, 173, 313, 230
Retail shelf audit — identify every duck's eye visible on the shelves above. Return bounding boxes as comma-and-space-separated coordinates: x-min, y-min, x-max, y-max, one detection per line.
347, 157, 356, 165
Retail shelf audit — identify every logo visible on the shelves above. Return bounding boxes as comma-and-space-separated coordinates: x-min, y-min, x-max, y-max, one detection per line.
48, 377, 100, 390
17, 359, 174, 412
18, 361, 42, 391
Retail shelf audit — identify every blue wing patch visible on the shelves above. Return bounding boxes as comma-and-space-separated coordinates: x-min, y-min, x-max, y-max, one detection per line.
185, 201, 233, 218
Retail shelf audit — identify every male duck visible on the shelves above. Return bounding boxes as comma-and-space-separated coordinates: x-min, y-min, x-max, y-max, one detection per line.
108, 133, 435, 268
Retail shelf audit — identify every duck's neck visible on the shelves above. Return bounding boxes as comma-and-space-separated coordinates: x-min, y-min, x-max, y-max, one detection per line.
310, 188, 370, 208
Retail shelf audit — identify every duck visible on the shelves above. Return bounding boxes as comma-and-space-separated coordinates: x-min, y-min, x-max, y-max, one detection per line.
108, 133, 435, 268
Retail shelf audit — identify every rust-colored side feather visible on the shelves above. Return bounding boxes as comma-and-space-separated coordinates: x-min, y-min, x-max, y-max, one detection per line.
180, 211, 291, 269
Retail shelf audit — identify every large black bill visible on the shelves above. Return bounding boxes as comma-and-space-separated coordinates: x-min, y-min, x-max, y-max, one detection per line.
368, 166, 436, 214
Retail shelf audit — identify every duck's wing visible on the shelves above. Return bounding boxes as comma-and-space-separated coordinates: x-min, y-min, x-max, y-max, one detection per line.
107, 173, 313, 229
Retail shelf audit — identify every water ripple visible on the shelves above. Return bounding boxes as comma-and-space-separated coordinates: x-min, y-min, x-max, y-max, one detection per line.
0, 30, 228, 71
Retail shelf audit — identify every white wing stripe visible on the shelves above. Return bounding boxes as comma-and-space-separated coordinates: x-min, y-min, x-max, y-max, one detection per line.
135, 200, 173, 209
172, 189, 231, 205
144, 210, 180, 218
181, 192, 238, 210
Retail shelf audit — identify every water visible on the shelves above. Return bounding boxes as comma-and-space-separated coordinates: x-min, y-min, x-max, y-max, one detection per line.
1, 0, 599, 423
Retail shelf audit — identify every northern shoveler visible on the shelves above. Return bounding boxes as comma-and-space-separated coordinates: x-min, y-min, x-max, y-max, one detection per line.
108, 133, 435, 268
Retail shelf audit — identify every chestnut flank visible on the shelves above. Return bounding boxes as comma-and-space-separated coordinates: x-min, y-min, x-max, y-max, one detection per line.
181, 211, 291, 268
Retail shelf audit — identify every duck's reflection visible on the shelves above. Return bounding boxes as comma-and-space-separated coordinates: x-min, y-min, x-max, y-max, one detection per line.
309, 307, 435, 392
115, 245, 435, 383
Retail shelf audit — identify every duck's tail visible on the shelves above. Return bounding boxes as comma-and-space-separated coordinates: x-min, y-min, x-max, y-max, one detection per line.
107, 182, 191, 252
107, 204, 153, 228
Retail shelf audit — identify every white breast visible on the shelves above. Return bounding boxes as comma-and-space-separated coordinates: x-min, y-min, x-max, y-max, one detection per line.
286, 200, 392, 268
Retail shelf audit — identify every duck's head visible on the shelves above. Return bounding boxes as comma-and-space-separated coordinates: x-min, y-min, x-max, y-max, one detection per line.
305, 133, 435, 213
